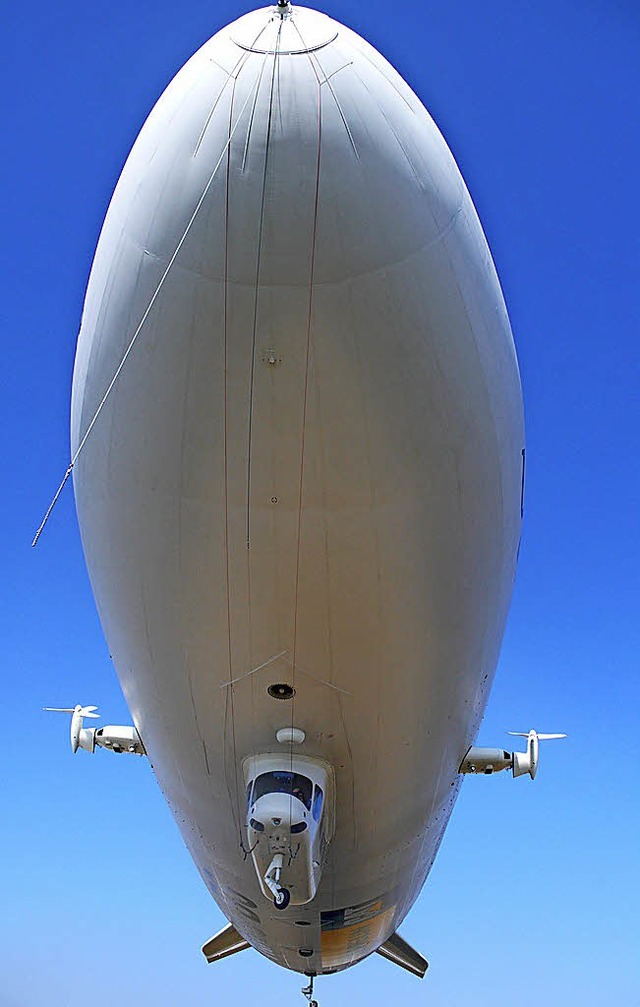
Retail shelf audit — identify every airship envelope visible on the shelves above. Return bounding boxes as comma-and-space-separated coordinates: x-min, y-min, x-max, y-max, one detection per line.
70, 3, 524, 974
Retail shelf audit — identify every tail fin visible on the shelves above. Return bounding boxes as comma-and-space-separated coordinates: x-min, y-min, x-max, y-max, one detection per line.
202, 922, 250, 963
376, 931, 428, 978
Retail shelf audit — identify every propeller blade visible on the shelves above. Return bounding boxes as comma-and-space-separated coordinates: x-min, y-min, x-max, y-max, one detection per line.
507, 731, 566, 739
79, 706, 100, 718
43, 705, 100, 718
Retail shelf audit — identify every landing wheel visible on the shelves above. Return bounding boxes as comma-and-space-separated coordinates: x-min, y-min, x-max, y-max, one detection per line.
310, 1001, 318, 1007
273, 886, 290, 910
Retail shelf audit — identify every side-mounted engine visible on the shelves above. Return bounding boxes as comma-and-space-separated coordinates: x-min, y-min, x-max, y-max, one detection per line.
44, 704, 146, 756
459, 729, 566, 779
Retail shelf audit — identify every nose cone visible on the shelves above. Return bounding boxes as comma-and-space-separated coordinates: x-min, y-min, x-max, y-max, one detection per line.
229, 6, 338, 55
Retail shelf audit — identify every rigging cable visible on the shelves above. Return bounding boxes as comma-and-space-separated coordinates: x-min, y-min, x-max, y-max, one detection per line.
286, 14, 324, 808
31, 17, 276, 548
228, 22, 284, 853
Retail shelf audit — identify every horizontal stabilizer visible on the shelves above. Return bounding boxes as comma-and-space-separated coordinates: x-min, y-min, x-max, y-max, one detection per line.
202, 922, 250, 964
376, 931, 428, 978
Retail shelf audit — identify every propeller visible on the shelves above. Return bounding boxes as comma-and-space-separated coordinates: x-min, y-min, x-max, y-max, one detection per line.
44, 705, 100, 717
508, 732, 566, 740
508, 729, 566, 779
44, 705, 100, 753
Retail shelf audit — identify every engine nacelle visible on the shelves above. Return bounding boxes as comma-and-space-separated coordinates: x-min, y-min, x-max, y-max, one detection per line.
76, 724, 146, 755
459, 747, 512, 775
44, 705, 146, 755
460, 731, 566, 780
94, 725, 146, 755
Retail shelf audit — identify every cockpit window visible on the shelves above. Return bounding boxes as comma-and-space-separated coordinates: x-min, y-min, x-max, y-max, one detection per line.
246, 781, 254, 810
312, 785, 324, 822
253, 771, 312, 810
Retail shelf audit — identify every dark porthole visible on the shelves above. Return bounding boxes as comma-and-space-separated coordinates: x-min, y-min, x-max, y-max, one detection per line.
294, 920, 311, 926
267, 683, 295, 700
299, 948, 314, 957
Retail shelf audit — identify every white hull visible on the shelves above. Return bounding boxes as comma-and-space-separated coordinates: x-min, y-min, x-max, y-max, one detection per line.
71, 5, 524, 974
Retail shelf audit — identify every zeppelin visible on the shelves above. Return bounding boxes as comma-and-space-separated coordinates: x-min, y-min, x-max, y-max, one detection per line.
66, 1, 529, 988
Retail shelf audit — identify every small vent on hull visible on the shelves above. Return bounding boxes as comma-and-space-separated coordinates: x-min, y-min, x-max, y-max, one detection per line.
267, 683, 295, 700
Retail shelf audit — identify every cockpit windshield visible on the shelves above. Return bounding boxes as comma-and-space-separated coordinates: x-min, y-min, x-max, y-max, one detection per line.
252, 771, 312, 810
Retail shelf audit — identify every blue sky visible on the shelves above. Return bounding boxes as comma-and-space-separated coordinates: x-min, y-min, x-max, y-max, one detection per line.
2, 0, 639, 1004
